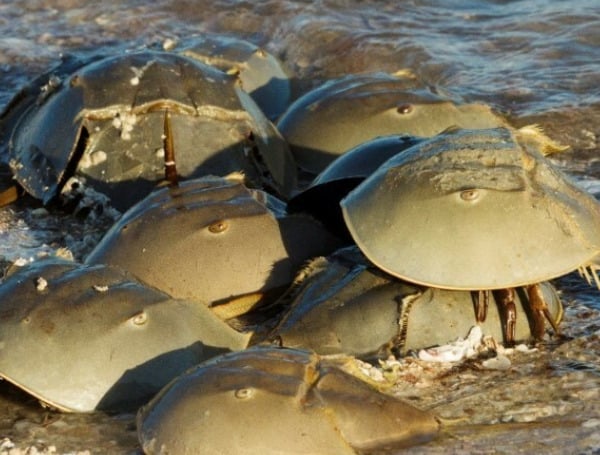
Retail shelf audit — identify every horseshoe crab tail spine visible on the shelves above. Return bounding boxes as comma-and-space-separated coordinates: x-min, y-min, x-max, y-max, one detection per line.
163, 110, 178, 187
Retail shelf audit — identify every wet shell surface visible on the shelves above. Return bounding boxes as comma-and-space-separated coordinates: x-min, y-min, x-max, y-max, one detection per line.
86, 176, 342, 318
167, 34, 291, 120
137, 346, 439, 455
0, 259, 251, 412
270, 247, 563, 357
341, 127, 600, 289
277, 72, 505, 173
288, 134, 425, 239
3, 50, 296, 209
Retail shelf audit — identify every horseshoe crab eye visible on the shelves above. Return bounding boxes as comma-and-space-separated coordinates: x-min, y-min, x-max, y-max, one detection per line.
460, 189, 480, 201
208, 220, 229, 234
130, 311, 148, 326
234, 388, 254, 400
396, 104, 413, 114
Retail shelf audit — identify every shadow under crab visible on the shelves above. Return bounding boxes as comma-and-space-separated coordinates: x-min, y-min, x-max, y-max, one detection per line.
288, 133, 426, 239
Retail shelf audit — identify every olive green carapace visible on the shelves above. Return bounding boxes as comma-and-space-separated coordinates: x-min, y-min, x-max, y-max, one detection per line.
4, 50, 296, 209
137, 347, 439, 455
271, 247, 563, 357
0, 259, 251, 413
172, 34, 291, 120
309, 134, 425, 186
277, 72, 505, 173
288, 134, 425, 239
85, 176, 342, 316
341, 128, 600, 290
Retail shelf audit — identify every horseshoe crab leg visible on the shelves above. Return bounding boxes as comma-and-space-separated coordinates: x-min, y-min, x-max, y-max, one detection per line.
526, 283, 560, 340
472, 289, 489, 323
493, 288, 517, 346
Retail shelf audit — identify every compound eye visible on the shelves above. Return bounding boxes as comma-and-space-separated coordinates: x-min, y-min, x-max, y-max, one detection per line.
459, 189, 480, 201
208, 220, 229, 234
396, 104, 413, 114
234, 388, 254, 400
130, 311, 148, 326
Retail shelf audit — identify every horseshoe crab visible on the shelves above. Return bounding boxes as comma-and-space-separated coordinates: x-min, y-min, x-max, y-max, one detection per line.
276, 73, 506, 174
268, 247, 563, 358
277, 73, 567, 175
164, 34, 291, 120
288, 134, 425, 239
1, 50, 296, 210
0, 259, 250, 412
137, 346, 439, 454
341, 127, 600, 344
85, 175, 342, 320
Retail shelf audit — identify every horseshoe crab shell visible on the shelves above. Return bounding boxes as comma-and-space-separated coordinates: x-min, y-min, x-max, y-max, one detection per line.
277, 72, 505, 174
269, 247, 563, 357
4, 50, 296, 209
0, 259, 250, 412
341, 128, 600, 290
168, 34, 291, 120
137, 346, 438, 455
288, 134, 424, 239
85, 176, 342, 319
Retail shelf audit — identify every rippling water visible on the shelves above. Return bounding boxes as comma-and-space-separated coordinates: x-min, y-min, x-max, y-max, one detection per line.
1, 1, 599, 112
0, 1, 599, 453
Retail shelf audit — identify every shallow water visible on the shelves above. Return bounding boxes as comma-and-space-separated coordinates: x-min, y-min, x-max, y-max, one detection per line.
0, 0, 599, 453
